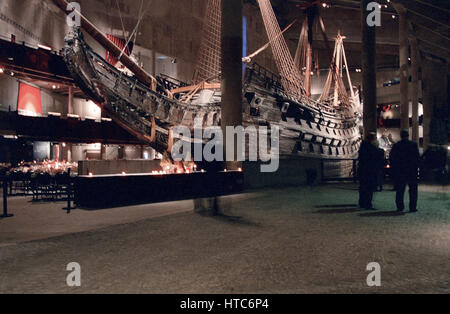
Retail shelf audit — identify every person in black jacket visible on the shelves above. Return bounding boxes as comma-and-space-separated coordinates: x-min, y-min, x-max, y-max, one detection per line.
375, 141, 386, 192
358, 133, 378, 210
390, 130, 421, 213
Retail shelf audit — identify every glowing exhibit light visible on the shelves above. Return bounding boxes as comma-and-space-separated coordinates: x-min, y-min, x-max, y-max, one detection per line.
38, 44, 52, 51
0, 68, 4, 74
89, 172, 93, 177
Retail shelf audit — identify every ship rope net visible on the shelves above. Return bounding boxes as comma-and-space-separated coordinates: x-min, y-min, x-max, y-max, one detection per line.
257, 0, 305, 97
294, 19, 309, 77
193, 0, 222, 84
193, 0, 305, 98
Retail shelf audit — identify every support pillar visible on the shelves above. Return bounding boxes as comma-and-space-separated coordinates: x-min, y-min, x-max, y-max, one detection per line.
422, 58, 448, 150
68, 86, 74, 115
398, 6, 410, 133
410, 37, 420, 143
422, 60, 432, 150
118, 146, 125, 160
361, 0, 377, 138
100, 144, 107, 160
151, 26, 157, 77
221, 0, 243, 170
61, 143, 72, 162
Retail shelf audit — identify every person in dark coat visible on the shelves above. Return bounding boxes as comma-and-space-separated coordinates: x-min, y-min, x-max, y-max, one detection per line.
390, 130, 421, 213
358, 133, 378, 210
375, 142, 386, 192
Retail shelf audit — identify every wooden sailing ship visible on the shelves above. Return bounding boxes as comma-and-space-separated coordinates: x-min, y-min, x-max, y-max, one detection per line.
56, 0, 362, 162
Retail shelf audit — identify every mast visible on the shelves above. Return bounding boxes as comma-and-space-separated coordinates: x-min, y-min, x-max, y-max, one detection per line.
319, 32, 357, 110
295, 3, 332, 99
304, 5, 318, 98
305, 25, 313, 97
50, 0, 157, 90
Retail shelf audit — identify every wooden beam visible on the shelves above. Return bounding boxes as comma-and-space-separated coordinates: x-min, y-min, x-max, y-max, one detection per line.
170, 83, 221, 94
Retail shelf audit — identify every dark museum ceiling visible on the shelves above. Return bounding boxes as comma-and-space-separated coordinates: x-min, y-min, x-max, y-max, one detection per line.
248, 0, 450, 64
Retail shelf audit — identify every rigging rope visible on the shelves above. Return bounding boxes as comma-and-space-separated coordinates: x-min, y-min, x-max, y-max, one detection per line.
118, 0, 146, 61
294, 19, 309, 76
194, 0, 222, 83
318, 34, 355, 108
193, 0, 307, 98
115, 0, 127, 41
257, 0, 305, 97
243, 19, 297, 63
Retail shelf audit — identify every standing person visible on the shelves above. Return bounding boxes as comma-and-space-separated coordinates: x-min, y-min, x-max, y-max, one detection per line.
375, 141, 386, 192
358, 133, 378, 210
390, 130, 421, 213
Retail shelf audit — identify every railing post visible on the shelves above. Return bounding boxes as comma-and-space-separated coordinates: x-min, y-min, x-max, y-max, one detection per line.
320, 159, 325, 183
66, 168, 72, 214
1, 175, 13, 218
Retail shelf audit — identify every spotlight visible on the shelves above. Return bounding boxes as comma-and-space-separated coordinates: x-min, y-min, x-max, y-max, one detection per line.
0, 68, 4, 74
38, 44, 52, 51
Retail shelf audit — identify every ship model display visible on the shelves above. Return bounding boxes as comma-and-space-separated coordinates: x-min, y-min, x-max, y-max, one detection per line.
54, 0, 362, 166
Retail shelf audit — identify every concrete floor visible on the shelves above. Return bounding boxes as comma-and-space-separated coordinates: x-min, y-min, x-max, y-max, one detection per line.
0, 183, 448, 294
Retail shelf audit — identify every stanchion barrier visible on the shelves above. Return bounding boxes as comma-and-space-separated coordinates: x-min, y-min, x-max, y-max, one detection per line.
1, 176, 13, 218
64, 169, 72, 214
